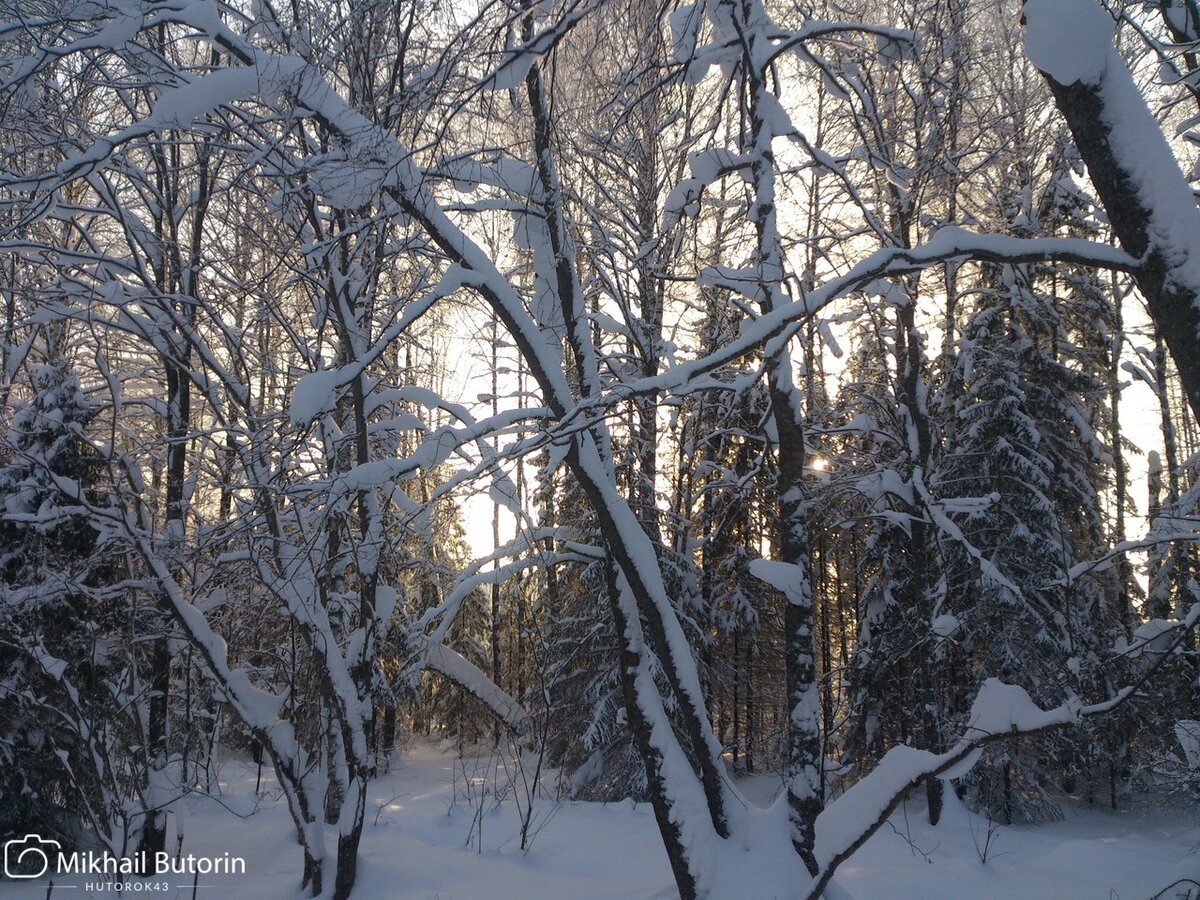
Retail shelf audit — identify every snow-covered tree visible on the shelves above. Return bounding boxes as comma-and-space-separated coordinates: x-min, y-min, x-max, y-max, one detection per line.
0, 350, 135, 853
2, 0, 1199, 898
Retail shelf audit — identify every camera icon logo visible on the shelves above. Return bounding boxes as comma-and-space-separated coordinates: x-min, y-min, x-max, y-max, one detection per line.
4, 835, 60, 879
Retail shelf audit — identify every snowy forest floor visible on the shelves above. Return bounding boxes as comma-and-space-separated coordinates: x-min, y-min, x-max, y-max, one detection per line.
2, 739, 1198, 899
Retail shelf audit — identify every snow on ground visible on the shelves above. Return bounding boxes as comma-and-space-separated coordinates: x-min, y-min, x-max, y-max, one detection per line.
2, 741, 1198, 899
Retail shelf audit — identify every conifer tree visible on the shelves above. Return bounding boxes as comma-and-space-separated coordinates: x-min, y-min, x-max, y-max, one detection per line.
0, 351, 127, 850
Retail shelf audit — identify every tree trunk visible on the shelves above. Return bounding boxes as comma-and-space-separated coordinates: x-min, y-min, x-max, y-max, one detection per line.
1029, 29, 1200, 421
333, 772, 367, 900
741, 16, 823, 872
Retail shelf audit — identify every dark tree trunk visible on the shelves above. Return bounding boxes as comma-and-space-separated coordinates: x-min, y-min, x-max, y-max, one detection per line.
1032, 60, 1200, 422
603, 562, 698, 899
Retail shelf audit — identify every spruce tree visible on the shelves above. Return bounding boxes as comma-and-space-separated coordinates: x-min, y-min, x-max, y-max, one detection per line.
0, 353, 120, 849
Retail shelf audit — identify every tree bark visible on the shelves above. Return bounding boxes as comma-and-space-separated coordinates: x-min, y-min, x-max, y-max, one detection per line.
1031, 55, 1200, 422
